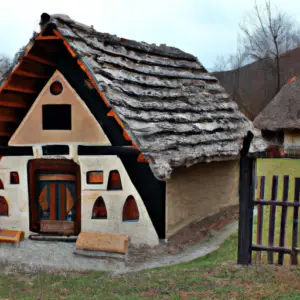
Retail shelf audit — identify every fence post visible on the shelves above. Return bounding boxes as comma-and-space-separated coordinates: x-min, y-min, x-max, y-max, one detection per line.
238, 156, 255, 264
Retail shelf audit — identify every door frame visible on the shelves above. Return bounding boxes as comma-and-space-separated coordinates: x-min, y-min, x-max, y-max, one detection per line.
28, 159, 81, 234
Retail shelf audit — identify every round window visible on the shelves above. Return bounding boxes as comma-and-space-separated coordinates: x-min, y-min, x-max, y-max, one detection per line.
50, 81, 63, 95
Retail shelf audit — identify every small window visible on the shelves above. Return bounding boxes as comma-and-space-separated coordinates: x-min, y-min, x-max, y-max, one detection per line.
107, 170, 122, 190
87, 171, 103, 184
92, 196, 107, 219
42, 104, 71, 130
123, 196, 139, 222
50, 81, 63, 95
0, 179, 4, 189
0, 196, 8, 216
10, 172, 19, 184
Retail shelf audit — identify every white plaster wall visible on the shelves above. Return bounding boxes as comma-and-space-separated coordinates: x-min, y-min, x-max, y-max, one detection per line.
79, 156, 159, 246
0, 156, 32, 236
0, 151, 159, 246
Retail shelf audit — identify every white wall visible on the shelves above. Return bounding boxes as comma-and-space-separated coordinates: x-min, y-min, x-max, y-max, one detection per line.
0, 149, 159, 246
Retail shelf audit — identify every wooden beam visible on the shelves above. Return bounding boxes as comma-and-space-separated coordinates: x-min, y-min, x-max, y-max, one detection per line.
26, 54, 56, 67
0, 122, 16, 137
4, 86, 37, 94
0, 92, 32, 109
35, 36, 62, 40
14, 70, 49, 79
0, 108, 21, 122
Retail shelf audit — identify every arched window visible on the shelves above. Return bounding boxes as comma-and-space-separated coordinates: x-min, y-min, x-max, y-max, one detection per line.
0, 179, 4, 189
107, 170, 122, 190
123, 196, 139, 222
0, 196, 8, 216
92, 196, 107, 219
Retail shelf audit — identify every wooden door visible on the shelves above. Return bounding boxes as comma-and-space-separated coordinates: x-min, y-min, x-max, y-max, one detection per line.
28, 159, 81, 234
37, 175, 77, 222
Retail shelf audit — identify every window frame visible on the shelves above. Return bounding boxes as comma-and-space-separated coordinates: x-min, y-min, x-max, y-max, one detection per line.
86, 171, 104, 185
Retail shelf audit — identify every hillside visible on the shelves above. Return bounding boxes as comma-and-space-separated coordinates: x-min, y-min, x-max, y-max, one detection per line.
214, 47, 300, 120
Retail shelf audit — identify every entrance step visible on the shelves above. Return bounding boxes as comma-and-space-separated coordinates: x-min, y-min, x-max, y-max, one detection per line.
29, 234, 77, 243
0, 229, 25, 244
74, 248, 128, 260
75, 232, 129, 255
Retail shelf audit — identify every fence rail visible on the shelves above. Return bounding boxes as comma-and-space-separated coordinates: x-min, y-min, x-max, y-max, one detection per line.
253, 175, 300, 265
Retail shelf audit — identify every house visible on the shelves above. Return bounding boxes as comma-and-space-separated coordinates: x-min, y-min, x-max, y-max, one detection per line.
0, 13, 263, 246
254, 76, 300, 157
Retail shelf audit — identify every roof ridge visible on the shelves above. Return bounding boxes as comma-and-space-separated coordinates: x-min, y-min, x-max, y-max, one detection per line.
43, 13, 199, 63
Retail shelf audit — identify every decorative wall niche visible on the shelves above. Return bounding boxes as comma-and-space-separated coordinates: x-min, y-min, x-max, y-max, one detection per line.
10, 172, 19, 184
107, 170, 122, 190
92, 196, 107, 219
42, 104, 72, 130
0, 179, 4, 189
123, 196, 139, 222
0, 196, 8, 216
87, 171, 103, 184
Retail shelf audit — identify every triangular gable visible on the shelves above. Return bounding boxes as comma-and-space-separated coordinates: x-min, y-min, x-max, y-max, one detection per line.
9, 70, 111, 146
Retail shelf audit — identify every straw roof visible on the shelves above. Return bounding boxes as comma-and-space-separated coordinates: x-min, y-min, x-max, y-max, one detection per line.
254, 77, 300, 131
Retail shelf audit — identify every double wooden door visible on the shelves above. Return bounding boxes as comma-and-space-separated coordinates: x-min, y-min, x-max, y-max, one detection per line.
37, 174, 77, 222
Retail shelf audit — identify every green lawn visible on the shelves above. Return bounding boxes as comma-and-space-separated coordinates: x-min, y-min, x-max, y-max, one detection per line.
254, 158, 300, 264
1, 233, 300, 299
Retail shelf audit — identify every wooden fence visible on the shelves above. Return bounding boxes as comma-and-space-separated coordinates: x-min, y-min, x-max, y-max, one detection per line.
252, 175, 300, 265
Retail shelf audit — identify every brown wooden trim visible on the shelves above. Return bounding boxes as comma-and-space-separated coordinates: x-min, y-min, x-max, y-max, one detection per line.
38, 174, 76, 181
35, 36, 62, 40
3, 86, 37, 94
0, 123, 15, 137
0, 108, 20, 122
49, 183, 56, 220
26, 54, 56, 67
14, 70, 49, 79
60, 184, 66, 220
28, 159, 81, 234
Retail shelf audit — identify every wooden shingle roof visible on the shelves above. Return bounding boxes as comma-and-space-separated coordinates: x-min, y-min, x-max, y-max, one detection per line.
0, 13, 266, 179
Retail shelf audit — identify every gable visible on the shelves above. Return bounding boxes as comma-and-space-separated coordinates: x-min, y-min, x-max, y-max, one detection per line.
0, 25, 137, 151
9, 71, 110, 146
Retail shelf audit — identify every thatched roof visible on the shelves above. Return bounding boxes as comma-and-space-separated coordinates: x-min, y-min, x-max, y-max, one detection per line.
254, 77, 300, 131
0, 13, 266, 179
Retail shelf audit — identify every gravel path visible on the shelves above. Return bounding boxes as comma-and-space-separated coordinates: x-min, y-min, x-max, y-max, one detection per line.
0, 221, 238, 275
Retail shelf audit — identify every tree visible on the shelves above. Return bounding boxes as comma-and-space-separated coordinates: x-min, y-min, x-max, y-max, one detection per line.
240, 0, 300, 92
0, 54, 11, 80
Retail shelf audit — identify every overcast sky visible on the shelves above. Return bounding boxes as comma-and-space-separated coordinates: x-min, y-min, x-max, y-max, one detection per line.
1, 0, 300, 70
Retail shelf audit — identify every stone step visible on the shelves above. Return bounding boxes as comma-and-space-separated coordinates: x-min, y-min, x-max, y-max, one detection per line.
29, 234, 77, 243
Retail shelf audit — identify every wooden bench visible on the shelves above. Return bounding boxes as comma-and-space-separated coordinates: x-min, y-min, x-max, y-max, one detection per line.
76, 232, 129, 254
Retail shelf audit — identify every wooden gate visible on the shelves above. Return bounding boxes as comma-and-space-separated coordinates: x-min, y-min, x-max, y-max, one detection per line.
238, 157, 300, 265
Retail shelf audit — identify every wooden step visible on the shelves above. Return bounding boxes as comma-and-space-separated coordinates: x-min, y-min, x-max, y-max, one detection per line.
75, 232, 129, 255
0, 229, 25, 244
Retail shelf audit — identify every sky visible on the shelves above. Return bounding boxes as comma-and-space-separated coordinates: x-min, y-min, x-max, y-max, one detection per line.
0, 0, 300, 70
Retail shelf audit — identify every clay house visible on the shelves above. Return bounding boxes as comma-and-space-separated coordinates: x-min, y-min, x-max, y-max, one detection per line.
254, 76, 300, 157
0, 13, 264, 246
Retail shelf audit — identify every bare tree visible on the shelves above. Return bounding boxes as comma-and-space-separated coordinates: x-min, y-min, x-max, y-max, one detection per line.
0, 54, 11, 80
240, 0, 299, 92
212, 55, 230, 72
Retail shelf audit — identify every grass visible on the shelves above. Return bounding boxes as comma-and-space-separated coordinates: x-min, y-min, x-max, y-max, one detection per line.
254, 158, 300, 264
1, 158, 300, 299
1, 233, 300, 299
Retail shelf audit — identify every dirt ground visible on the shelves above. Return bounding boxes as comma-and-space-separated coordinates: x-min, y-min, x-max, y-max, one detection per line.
128, 205, 239, 264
